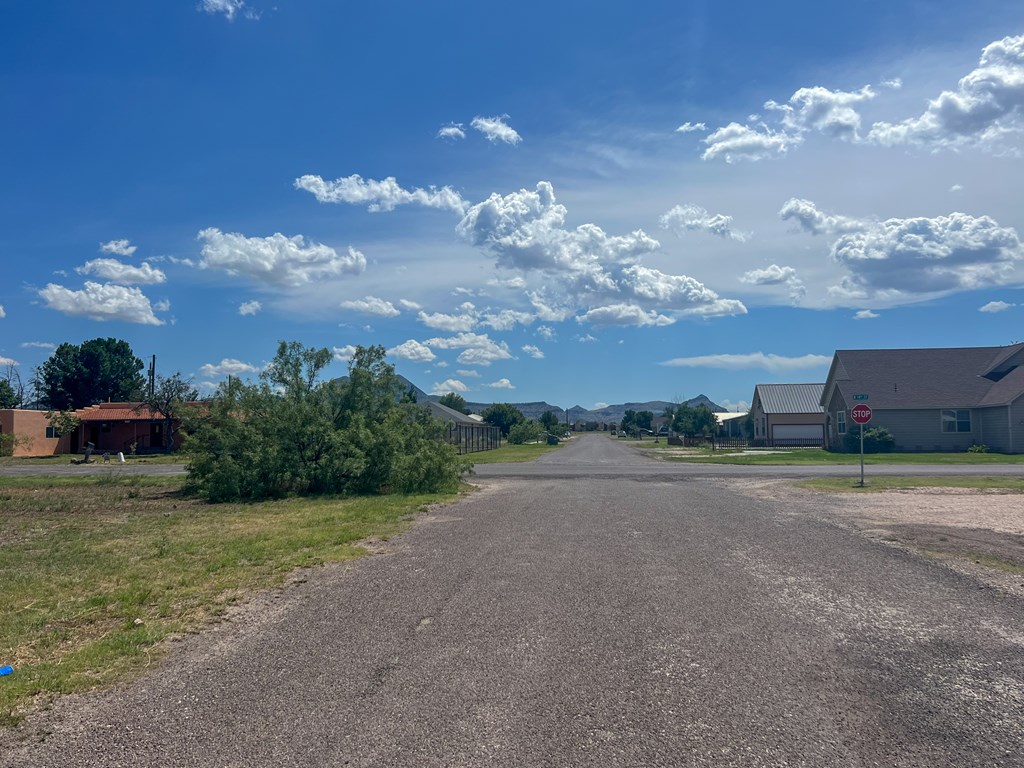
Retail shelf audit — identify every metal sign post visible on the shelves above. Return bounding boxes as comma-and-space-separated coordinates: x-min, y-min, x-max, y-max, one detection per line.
850, 404, 873, 487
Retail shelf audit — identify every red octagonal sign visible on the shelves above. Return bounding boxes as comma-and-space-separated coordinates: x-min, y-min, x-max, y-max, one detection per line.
850, 404, 873, 424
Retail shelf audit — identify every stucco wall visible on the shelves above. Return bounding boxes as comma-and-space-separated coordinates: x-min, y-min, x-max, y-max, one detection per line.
0, 410, 70, 457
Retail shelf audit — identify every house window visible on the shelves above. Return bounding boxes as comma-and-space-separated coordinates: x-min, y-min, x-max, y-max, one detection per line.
836, 410, 846, 435
45, 426, 58, 439
941, 409, 971, 433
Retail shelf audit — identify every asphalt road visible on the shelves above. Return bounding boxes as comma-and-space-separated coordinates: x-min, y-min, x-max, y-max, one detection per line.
5, 434, 1024, 767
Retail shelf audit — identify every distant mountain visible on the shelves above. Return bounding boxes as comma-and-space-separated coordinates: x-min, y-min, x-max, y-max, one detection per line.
568, 395, 727, 424
406, 382, 727, 424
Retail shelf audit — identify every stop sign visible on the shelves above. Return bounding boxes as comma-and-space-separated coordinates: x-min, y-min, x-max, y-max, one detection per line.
850, 404, 872, 424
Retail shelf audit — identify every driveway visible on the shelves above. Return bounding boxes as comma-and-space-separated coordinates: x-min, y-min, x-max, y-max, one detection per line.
4, 434, 1023, 766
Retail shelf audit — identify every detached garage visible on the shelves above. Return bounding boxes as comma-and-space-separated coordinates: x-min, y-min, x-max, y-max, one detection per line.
750, 383, 826, 447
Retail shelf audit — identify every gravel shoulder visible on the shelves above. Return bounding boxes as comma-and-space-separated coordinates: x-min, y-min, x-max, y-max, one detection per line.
728, 478, 1024, 598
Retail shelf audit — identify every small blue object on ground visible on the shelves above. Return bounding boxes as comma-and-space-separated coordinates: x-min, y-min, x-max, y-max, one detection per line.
0, 665, 13, 676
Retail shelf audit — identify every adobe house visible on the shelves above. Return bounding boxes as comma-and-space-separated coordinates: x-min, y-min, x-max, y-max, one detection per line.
821, 344, 1024, 453
1, 402, 191, 457
0, 409, 72, 457
749, 383, 826, 446
71, 402, 185, 455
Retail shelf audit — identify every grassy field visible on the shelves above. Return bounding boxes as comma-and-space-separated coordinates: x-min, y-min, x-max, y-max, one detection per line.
466, 440, 563, 464
637, 445, 1024, 465
798, 476, 1024, 492
0, 475, 459, 726
1, 452, 187, 467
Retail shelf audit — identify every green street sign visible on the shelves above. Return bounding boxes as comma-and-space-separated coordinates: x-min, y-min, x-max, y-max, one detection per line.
852, 394, 869, 401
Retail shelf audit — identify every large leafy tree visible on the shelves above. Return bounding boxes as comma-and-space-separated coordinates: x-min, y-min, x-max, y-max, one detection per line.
480, 402, 525, 437
184, 342, 468, 501
539, 410, 560, 433
35, 338, 145, 410
438, 392, 470, 414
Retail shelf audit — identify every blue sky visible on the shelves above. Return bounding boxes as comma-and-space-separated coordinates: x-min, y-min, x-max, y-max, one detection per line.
3, 2, 1024, 412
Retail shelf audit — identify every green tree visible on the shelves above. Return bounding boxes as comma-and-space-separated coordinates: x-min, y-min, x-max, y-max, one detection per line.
507, 420, 543, 444
184, 341, 468, 501
480, 402, 526, 437
1, 364, 24, 408
539, 410, 559, 433
139, 372, 200, 451
35, 338, 145, 410
438, 392, 470, 414
0, 380, 19, 409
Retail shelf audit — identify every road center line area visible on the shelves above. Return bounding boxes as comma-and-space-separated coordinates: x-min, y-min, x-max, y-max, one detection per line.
5, 436, 1023, 767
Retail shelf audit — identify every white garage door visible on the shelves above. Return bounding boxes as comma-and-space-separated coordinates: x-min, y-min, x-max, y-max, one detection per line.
772, 424, 823, 441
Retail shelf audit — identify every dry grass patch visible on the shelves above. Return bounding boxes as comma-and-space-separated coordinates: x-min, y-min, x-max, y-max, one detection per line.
0, 475, 458, 725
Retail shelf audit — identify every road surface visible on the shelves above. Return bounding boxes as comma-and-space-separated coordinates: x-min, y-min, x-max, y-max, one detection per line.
4, 434, 1023, 766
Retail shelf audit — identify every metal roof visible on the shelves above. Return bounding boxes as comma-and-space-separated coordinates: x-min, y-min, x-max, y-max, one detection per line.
754, 383, 825, 414
827, 344, 1024, 409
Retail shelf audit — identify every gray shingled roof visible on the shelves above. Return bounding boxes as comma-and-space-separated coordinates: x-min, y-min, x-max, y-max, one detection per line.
419, 400, 478, 424
755, 383, 825, 414
827, 344, 1024, 409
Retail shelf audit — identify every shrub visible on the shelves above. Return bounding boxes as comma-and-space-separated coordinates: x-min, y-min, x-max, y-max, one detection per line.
842, 425, 895, 453
967, 443, 990, 453
507, 420, 543, 445
184, 342, 469, 501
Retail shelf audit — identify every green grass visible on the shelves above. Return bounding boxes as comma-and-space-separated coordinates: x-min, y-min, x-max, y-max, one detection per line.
654, 447, 1024, 465
1, 452, 187, 466
466, 440, 563, 464
797, 476, 1024, 492
0, 475, 459, 726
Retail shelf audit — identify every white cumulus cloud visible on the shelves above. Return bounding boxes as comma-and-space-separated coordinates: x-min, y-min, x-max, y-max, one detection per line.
577, 304, 675, 327
437, 123, 466, 140
430, 379, 469, 395
294, 174, 468, 215
854, 309, 880, 319
333, 345, 357, 362
740, 264, 806, 303
417, 310, 477, 332
521, 344, 544, 359
77, 258, 166, 285
387, 339, 436, 362
485, 378, 515, 389
675, 122, 707, 133
198, 0, 257, 21
198, 228, 365, 288
979, 300, 1014, 313
239, 300, 261, 316
868, 34, 1024, 152
470, 115, 522, 144
38, 281, 163, 325
702, 122, 798, 162
660, 204, 749, 241
779, 198, 867, 236
198, 358, 260, 378
340, 296, 400, 317
99, 239, 137, 257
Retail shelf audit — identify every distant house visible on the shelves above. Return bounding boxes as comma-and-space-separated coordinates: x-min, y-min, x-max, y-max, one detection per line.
749, 383, 825, 446
821, 344, 1024, 453
714, 411, 748, 439
419, 400, 501, 454
1, 402, 193, 458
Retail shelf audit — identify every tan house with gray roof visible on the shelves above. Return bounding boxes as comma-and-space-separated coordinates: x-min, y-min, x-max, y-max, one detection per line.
820, 343, 1024, 453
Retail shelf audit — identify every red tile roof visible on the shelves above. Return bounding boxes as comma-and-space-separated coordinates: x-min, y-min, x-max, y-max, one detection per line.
74, 402, 167, 421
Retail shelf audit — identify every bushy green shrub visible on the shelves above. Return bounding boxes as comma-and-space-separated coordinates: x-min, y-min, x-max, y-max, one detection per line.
967, 443, 990, 453
507, 420, 543, 445
184, 342, 469, 501
841, 425, 896, 453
